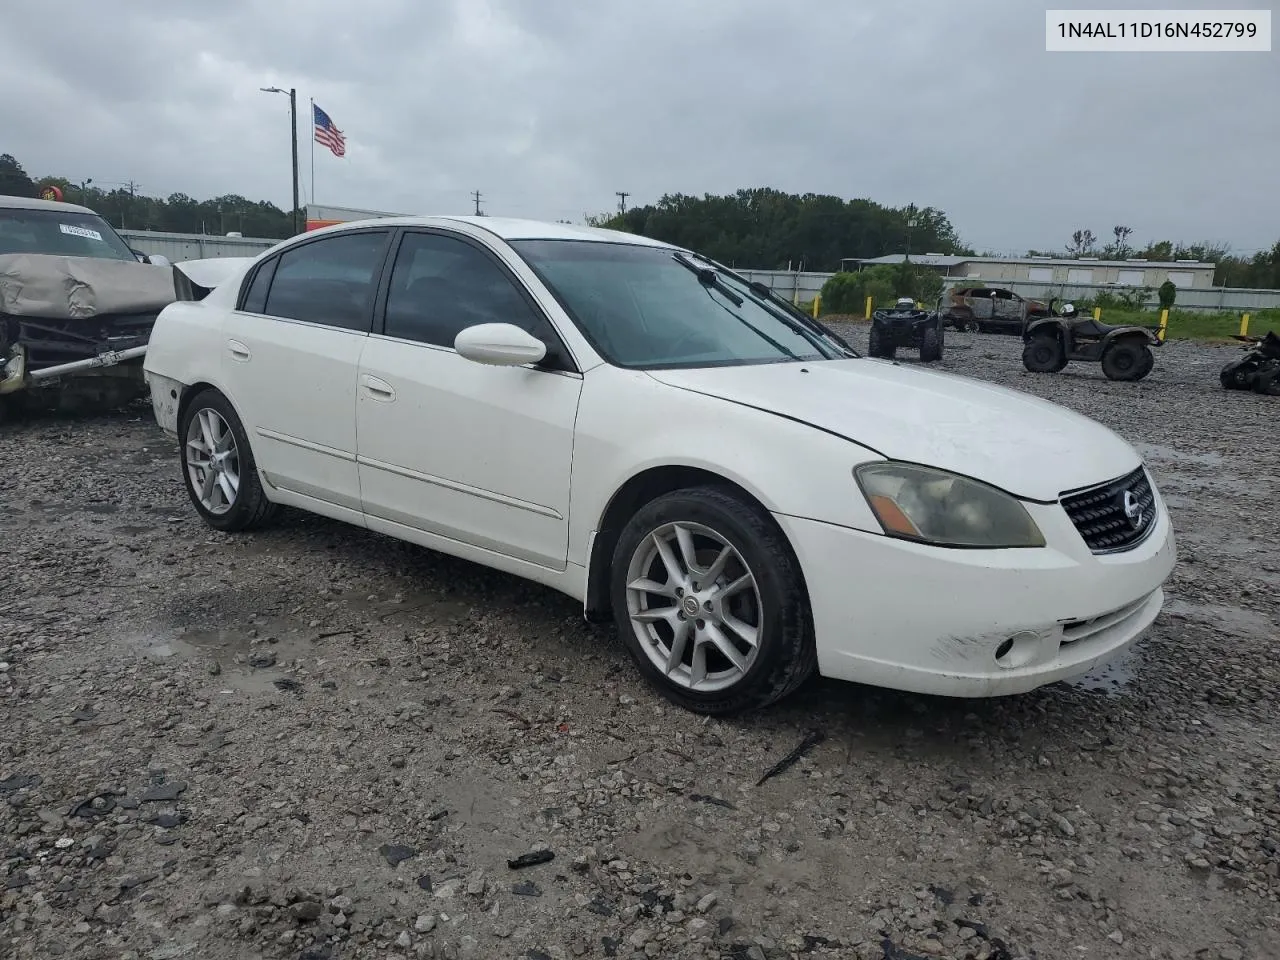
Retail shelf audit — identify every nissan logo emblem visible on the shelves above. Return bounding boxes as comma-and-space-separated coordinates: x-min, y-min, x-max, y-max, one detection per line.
1122, 489, 1144, 529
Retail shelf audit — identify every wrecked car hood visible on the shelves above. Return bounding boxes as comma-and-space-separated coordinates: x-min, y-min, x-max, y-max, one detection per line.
0, 253, 182, 320
646, 359, 1142, 502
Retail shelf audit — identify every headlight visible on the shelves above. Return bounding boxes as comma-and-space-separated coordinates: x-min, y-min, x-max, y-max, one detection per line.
854, 461, 1045, 548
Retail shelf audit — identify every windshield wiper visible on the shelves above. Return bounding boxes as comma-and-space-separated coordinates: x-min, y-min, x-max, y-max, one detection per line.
672, 252, 743, 306
746, 281, 857, 354
697, 284, 802, 359
684, 254, 857, 358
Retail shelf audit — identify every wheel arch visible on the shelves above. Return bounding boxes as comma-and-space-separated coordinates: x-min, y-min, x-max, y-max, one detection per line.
177, 379, 248, 436
1023, 318, 1062, 342
582, 464, 808, 623
1102, 328, 1155, 348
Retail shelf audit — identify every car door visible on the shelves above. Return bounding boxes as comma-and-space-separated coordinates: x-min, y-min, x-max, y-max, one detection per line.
222, 227, 392, 517
355, 228, 582, 570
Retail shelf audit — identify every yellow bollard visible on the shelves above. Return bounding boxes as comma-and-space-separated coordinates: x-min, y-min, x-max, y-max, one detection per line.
1158, 308, 1169, 342
1240, 313, 1250, 336
812, 295, 820, 319
865, 296, 873, 319
1093, 306, 1102, 321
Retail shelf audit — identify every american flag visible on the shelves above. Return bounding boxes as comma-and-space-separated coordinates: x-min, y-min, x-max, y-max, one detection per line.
313, 104, 346, 157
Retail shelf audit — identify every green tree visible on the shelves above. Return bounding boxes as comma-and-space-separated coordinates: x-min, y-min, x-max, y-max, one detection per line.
1158, 279, 1177, 311
0, 154, 36, 198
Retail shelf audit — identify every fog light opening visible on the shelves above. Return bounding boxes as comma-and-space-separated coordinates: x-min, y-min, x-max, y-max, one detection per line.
994, 630, 1047, 669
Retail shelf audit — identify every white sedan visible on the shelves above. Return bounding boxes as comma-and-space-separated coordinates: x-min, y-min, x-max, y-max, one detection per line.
142, 217, 1176, 714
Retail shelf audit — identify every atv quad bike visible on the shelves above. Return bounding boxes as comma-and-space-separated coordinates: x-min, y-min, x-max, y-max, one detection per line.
1021, 303, 1160, 381
1219, 330, 1280, 395
868, 296, 944, 362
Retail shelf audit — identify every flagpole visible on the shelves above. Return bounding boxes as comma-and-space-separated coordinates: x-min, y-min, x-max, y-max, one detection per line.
309, 97, 316, 221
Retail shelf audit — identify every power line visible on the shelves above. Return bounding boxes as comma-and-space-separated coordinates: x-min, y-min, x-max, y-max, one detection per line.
472, 190, 483, 216
616, 191, 629, 216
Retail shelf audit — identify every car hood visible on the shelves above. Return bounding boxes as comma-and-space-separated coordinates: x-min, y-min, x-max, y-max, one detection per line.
645, 359, 1141, 502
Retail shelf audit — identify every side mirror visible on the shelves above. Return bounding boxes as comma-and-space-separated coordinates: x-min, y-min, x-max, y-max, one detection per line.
454, 323, 546, 366
146, 254, 171, 268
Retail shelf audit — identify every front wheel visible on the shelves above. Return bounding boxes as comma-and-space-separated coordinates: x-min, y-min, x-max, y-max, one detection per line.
1220, 360, 1250, 390
179, 388, 279, 532
919, 324, 943, 362
1022, 333, 1066, 373
610, 487, 816, 715
1101, 340, 1153, 381
867, 326, 895, 359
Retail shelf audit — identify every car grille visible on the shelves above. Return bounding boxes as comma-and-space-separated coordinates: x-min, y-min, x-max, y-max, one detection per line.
1060, 466, 1157, 553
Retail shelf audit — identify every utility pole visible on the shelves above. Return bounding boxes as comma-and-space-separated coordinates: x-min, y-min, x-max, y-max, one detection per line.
122, 180, 139, 229
260, 86, 300, 234
472, 190, 483, 216
616, 191, 629, 216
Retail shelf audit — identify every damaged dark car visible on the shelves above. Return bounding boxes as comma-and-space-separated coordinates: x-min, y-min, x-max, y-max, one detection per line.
0, 194, 233, 421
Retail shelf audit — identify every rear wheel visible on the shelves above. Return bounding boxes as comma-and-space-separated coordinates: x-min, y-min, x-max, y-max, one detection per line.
919, 324, 943, 362
179, 388, 279, 532
867, 325, 894, 359
1022, 333, 1066, 373
1255, 366, 1280, 396
610, 486, 816, 715
1101, 339, 1152, 381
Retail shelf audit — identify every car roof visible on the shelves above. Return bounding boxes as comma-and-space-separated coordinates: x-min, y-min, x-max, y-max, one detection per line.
0, 194, 99, 215
315, 214, 681, 250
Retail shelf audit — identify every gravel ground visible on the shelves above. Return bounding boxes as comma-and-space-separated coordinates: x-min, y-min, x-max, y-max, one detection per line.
2, 327, 1278, 960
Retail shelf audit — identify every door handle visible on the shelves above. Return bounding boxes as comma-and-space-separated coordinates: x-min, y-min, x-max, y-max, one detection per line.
360, 374, 395, 402
228, 340, 251, 362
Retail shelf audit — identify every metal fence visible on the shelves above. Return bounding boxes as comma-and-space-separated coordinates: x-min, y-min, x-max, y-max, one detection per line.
118, 230, 277, 261
109, 231, 1280, 313
730, 270, 831, 303
732, 268, 1280, 312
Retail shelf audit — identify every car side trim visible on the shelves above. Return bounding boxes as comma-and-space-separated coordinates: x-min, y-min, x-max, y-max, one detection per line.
256, 427, 357, 462
356, 455, 564, 520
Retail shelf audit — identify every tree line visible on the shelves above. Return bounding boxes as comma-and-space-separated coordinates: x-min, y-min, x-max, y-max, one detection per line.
0, 153, 299, 239
4, 152, 1276, 288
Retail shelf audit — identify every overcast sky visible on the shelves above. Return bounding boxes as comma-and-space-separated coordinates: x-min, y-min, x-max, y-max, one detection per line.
3, 0, 1276, 256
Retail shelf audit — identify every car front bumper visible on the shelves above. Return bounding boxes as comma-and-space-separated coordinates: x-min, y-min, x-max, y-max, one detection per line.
773, 495, 1176, 697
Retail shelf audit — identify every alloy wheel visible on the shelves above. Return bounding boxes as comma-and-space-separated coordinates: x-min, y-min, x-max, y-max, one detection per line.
184, 407, 241, 514
625, 521, 762, 692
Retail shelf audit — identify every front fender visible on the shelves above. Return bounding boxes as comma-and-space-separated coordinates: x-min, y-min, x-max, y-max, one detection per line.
567, 366, 887, 568
1023, 318, 1062, 341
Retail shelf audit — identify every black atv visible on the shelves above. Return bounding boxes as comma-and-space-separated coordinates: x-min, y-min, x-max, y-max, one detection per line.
1021, 303, 1160, 382
1219, 330, 1280, 395
868, 297, 944, 362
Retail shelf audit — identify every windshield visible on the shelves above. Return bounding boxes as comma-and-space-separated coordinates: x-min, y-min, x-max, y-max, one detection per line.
510, 239, 845, 369
0, 207, 138, 262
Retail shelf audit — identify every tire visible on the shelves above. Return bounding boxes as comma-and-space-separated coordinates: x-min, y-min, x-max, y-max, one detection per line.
1135, 347, 1155, 381
1022, 333, 1066, 373
1101, 339, 1151, 382
1255, 366, 1280, 396
867, 326, 894, 359
178, 388, 279, 532
1220, 361, 1250, 390
609, 486, 816, 715
919, 324, 943, 362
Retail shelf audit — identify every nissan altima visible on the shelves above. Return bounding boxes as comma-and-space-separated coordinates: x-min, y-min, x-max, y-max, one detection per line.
142, 217, 1176, 714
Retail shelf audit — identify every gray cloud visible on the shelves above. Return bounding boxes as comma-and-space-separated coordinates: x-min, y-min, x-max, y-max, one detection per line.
3, 0, 1276, 255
